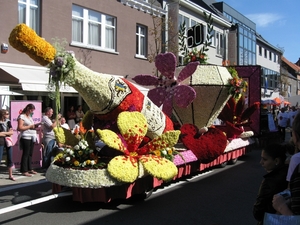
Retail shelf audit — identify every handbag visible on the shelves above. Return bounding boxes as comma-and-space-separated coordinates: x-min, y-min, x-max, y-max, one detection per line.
264, 212, 300, 225
5, 136, 13, 147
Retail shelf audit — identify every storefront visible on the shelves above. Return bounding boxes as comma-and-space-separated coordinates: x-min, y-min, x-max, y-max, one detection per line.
0, 62, 80, 114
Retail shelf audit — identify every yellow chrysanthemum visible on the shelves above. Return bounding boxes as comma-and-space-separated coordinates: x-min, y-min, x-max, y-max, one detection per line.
140, 155, 178, 181
107, 156, 139, 183
97, 129, 126, 152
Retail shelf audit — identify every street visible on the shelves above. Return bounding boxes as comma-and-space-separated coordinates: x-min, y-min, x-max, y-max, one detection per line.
0, 146, 264, 225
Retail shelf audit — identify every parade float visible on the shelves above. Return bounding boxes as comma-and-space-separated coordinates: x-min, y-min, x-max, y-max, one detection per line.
8, 24, 259, 203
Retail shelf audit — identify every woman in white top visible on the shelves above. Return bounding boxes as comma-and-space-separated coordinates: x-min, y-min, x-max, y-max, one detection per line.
75, 105, 84, 123
17, 104, 41, 177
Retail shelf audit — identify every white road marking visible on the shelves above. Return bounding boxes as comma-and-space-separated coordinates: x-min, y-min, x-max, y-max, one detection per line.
153, 170, 214, 194
0, 191, 72, 215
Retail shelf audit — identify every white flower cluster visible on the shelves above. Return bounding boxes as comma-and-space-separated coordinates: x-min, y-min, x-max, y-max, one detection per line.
74, 140, 89, 150
46, 162, 148, 188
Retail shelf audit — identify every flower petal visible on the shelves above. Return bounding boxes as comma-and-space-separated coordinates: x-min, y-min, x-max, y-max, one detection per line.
147, 87, 168, 107
132, 74, 159, 86
107, 156, 139, 183
53, 127, 79, 146
177, 61, 199, 83
96, 129, 126, 152
155, 53, 176, 79
173, 85, 196, 108
117, 111, 147, 151
140, 155, 178, 181
162, 95, 173, 117
138, 130, 180, 154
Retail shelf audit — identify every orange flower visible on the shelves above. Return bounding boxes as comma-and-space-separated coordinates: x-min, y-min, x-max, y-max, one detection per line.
79, 122, 87, 135
73, 127, 79, 135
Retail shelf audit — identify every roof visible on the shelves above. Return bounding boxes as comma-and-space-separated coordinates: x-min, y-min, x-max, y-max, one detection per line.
256, 33, 283, 54
281, 56, 300, 74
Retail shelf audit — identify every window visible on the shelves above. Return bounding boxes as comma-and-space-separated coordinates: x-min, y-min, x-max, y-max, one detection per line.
136, 24, 147, 57
264, 49, 267, 58
191, 19, 197, 27
178, 14, 189, 31
262, 67, 279, 89
237, 26, 256, 65
258, 46, 262, 56
282, 83, 285, 92
210, 30, 216, 47
18, 0, 40, 35
274, 54, 277, 63
72, 5, 116, 51
269, 51, 272, 61
216, 32, 224, 56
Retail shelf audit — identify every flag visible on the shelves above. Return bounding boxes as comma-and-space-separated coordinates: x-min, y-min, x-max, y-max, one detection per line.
264, 76, 268, 93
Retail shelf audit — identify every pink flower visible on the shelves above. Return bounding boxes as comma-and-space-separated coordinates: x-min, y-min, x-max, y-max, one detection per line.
133, 52, 199, 117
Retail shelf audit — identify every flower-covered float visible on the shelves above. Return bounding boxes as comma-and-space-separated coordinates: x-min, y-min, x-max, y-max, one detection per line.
9, 24, 259, 202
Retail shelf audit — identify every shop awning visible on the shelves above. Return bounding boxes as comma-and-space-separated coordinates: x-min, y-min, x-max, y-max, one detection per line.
0, 90, 24, 95
0, 62, 150, 95
0, 62, 77, 93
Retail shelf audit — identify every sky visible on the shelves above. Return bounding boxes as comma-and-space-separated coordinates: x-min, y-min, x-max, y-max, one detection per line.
216, 0, 300, 63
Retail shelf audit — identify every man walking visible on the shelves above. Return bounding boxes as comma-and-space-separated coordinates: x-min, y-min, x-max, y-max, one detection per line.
42, 107, 60, 168
277, 108, 289, 142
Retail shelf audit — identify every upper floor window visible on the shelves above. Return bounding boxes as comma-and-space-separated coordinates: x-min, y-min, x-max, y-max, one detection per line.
269, 51, 272, 61
72, 5, 116, 51
258, 46, 262, 56
178, 14, 189, 31
18, 0, 40, 35
216, 32, 224, 56
210, 30, 216, 47
136, 24, 147, 58
264, 49, 267, 58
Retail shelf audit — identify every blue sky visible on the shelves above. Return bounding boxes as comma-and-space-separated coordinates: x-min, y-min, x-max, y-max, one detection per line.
216, 0, 300, 63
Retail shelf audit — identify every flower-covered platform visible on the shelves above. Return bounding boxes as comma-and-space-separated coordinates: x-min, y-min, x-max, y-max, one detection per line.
49, 137, 253, 203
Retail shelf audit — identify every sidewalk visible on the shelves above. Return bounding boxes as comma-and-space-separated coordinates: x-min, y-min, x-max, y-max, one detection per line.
0, 161, 47, 190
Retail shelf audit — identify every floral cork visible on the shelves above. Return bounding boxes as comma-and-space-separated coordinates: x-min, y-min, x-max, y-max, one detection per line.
9, 23, 56, 66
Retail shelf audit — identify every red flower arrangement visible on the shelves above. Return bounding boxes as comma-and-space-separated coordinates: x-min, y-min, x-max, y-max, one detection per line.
217, 96, 260, 139
180, 124, 227, 163
227, 67, 248, 100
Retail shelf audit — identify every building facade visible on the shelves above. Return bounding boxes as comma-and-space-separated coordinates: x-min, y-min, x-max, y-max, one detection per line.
256, 33, 283, 100
211, 1, 256, 66
0, 0, 165, 114
162, 0, 232, 65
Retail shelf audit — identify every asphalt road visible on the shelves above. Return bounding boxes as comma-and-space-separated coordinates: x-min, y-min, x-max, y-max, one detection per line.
0, 146, 264, 225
